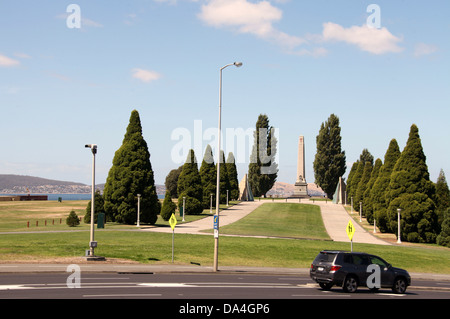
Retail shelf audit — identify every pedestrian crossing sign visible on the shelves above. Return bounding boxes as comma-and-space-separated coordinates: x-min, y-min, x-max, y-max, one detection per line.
346, 220, 355, 241
169, 214, 177, 230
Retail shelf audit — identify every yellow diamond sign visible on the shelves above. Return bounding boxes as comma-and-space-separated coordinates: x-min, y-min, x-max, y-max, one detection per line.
346, 220, 355, 241
169, 214, 177, 230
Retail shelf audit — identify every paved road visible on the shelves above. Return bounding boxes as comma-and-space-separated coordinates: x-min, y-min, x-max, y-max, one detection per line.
0, 272, 448, 300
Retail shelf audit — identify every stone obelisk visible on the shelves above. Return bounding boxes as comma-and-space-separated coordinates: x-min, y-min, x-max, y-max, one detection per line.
292, 135, 308, 198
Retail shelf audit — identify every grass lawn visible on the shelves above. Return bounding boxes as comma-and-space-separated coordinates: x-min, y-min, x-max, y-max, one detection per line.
218, 203, 330, 240
0, 200, 449, 274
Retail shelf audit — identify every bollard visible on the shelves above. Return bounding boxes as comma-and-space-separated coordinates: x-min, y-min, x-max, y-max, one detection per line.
27, 221, 29, 228
36, 221, 38, 227
45, 220, 47, 226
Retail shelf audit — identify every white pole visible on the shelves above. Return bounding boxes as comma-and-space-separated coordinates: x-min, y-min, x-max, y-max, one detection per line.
397, 208, 402, 243
359, 202, 362, 222
213, 62, 242, 272
136, 194, 141, 227
182, 196, 186, 222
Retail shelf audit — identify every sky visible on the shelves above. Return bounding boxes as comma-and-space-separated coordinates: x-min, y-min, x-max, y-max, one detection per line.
0, 0, 449, 188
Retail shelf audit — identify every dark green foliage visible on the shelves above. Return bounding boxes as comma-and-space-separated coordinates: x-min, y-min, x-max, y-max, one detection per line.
354, 161, 372, 211
346, 162, 358, 203
359, 148, 374, 166
103, 110, 161, 225
66, 210, 80, 227
386, 124, 438, 243
84, 189, 105, 224
160, 190, 177, 221
437, 208, 450, 247
199, 145, 216, 208
217, 151, 231, 204
165, 166, 182, 198
226, 152, 239, 201
248, 114, 278, 197
177, 149, 203, 215
313, 114, 346, 199
435, 169, 450, 226
371, 139, 401, 232
363, 158, 382, 224
348, 161, 364, 205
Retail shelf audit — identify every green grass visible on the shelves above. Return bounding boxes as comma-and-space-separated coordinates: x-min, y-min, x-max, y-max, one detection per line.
218, 203, 330, 240
0, 231, 449, 273
0, 200, 449, 274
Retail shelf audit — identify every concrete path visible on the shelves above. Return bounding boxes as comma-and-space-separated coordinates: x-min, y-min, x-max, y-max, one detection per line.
140, 200, 264, 235
141, 198, 390, 245
300, 199, 391, 245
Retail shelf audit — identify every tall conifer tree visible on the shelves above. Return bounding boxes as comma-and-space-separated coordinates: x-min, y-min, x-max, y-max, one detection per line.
313, 114, 346, 199
248, 114, 278, 197
103, 110, 160, 225
177, 149, 203, 215
371, 139, 401, 232
199, 145, 216, 208
226, 152, 239, 201
387, 124, 438, 243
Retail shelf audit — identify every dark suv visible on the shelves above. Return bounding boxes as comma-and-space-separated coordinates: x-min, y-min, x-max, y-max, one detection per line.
310, 250, 411, 293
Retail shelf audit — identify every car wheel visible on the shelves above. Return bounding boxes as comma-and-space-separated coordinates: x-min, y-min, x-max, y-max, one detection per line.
343, 276, 358, 293
319, 282, 333, 290
392, 277, 407, 294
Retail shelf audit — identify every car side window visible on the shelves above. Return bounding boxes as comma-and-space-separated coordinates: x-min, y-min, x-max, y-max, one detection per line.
352, 255, 370, 266
343, 254, 353, 264
370, 256, 388, 268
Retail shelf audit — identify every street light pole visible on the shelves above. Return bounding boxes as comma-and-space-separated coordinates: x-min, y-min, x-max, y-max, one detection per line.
137, 194, 141, 227
85, 144, 97, 257
213, 62, 242, 272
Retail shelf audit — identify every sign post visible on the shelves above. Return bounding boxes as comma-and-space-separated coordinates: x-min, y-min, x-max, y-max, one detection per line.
169, 214, 177, 263
213, 215, 219, 239
346, 220, 355, 252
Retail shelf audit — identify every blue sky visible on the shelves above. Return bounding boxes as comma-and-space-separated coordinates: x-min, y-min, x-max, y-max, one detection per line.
0, 0, 449, 187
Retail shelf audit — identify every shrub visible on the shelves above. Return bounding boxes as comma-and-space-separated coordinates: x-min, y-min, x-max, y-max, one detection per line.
66, 210, 80, 227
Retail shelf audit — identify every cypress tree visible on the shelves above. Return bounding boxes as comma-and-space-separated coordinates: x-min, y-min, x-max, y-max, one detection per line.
313, 114, 346, 199
226, 152, 239, 201
84, 189, 105, 224
437, 208, 450, 247
371, 139, 401, 232
346, 162, 358, 203
248, 114, 278, 197
177, 149, 203, 215
363, 158, 382, 224
349, 161, 364, 208
386, 124, 438, 243
160, 190, 177, 221
165, 166, 183, 198
103, 110, 160, 225
435, 169, 450, 226
199, 145, 216, 208
217, 150, 231, 204
355, 161, 372, 211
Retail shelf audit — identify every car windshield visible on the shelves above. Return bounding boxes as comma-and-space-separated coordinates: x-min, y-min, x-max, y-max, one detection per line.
314, 252, 337, 263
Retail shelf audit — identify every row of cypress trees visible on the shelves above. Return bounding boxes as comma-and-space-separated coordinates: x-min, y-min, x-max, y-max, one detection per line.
167, 146, 239, 217
346, 124, 450, 245
101, 109, 240, 224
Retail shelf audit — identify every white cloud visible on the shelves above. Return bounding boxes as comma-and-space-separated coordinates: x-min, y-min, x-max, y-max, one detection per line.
198, 0, 303, 50
0, 54, 20, 67
414, 43, 438, 57
321, 22, 403, 55
132, 68, 162, 83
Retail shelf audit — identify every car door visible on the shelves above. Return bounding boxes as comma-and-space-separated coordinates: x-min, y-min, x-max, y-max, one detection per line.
352, 254, 371, 285
368, 255, 394, 287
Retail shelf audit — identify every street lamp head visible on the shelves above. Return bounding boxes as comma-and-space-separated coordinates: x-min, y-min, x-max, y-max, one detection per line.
85, 144, 97, 154
234, 62, 243, 67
